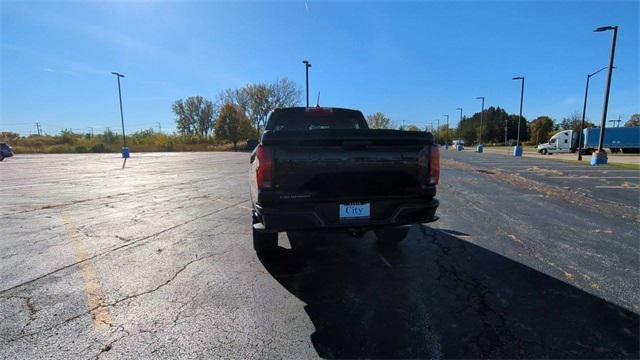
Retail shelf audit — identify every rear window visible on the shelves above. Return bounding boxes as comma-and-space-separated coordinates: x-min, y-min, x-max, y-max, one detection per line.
266, 108, 367, 131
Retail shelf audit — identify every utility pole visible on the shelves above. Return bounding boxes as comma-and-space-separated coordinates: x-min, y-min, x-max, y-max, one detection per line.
88, 127, 94, 137
157, 121, 162, 134
34, 122, 41, 136
302, 60, 311, 107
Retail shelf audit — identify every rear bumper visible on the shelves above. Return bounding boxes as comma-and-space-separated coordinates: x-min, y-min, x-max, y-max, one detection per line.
253, 197, 439, 232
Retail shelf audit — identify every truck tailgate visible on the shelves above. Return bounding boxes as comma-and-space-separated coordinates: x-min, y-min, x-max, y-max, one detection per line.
262, 129, 433, 201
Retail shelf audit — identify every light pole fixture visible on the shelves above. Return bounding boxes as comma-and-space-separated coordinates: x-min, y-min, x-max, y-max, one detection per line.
111, 72, 129, 160
591, 25, 618, 165
475, 97, 485, 152
302, 60, 311, 107
578, 66, 608, 161
512, 76, 525, 156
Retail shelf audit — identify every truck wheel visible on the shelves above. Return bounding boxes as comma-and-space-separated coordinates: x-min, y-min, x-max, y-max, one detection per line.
375, 226, 409, 245
541, 149, 548, 155
0, 154, 4, 161
253, 229, 278, 253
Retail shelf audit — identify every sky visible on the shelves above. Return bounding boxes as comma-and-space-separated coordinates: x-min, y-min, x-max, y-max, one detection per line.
1, 0, 638, 135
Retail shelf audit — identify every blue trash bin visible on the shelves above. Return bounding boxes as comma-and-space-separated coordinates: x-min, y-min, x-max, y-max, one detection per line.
476, 144, 484, 153
121, 147, 130, 159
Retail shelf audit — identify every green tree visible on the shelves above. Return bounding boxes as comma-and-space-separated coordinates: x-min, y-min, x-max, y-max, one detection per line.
215, 103, 257, 150
456, 107, 528, 145
625, 114, 640, 127
404, 124, 421, 131
269, 77, 301, 109
0, 132, 20, 142
529, 116, 555, 144
560, 111, 594, 132
102, 128, 118, 144
59, 129, 76, 145
433, 124, 453, 145
217, 78, 301, 132
172, 96, 215, 137
366, 112, 395, 129
244, 84, 273, 132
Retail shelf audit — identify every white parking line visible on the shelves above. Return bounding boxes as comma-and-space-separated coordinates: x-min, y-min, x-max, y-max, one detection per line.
547, 176, 640, 179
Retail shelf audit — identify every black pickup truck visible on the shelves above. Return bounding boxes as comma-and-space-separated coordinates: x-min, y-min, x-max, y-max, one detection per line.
249, 107, 439, 253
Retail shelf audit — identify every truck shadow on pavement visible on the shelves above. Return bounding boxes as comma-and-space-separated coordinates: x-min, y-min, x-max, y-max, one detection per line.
258, 225, 639, 359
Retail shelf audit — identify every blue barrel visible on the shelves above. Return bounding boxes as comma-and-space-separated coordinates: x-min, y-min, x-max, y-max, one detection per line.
476, 144, 484, 153
456, 144, 463, 151
121, 147, 130, 159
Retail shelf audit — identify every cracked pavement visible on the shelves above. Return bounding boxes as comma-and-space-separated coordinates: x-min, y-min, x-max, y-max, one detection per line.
0, 152, 638, 359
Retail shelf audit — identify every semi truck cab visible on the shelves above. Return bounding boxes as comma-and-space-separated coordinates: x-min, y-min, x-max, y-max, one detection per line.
537, 130, 575, 154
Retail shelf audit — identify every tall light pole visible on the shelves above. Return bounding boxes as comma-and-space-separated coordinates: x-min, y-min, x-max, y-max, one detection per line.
512, 76, 525, 156
302, 60, 311, 107
578, 66, 608, 160
504, 119, 508, 146
111, 72, 128, 158
436, 118, 440, 144
475, 97, 485, 152
456, 107, 463, 143
592, 25, 618, 165
443, 114, 449, 146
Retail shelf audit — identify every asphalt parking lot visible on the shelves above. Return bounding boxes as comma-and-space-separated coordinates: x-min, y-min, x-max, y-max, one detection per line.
1, 151, 638, 359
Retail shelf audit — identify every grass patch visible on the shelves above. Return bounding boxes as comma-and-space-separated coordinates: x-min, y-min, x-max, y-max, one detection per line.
527, 155, 640, 170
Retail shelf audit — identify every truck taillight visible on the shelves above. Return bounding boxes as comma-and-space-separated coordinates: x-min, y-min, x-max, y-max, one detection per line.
256, 145, 273, 189
429, 145, 440, 185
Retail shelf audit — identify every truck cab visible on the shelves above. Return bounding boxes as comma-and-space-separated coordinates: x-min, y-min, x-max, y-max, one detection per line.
537, 130, 575, 154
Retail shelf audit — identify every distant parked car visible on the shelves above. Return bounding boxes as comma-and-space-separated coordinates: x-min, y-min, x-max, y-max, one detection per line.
0, 143, 14, 161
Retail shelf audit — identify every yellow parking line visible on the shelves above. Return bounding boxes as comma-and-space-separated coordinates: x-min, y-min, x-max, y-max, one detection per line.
62, 212, 111, 330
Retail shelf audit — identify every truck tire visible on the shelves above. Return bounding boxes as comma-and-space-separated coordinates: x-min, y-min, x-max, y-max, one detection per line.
253, 229, 277, 253
375, 226, 409, 245
541, 149, 548, 155
0, 154, 4, 161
